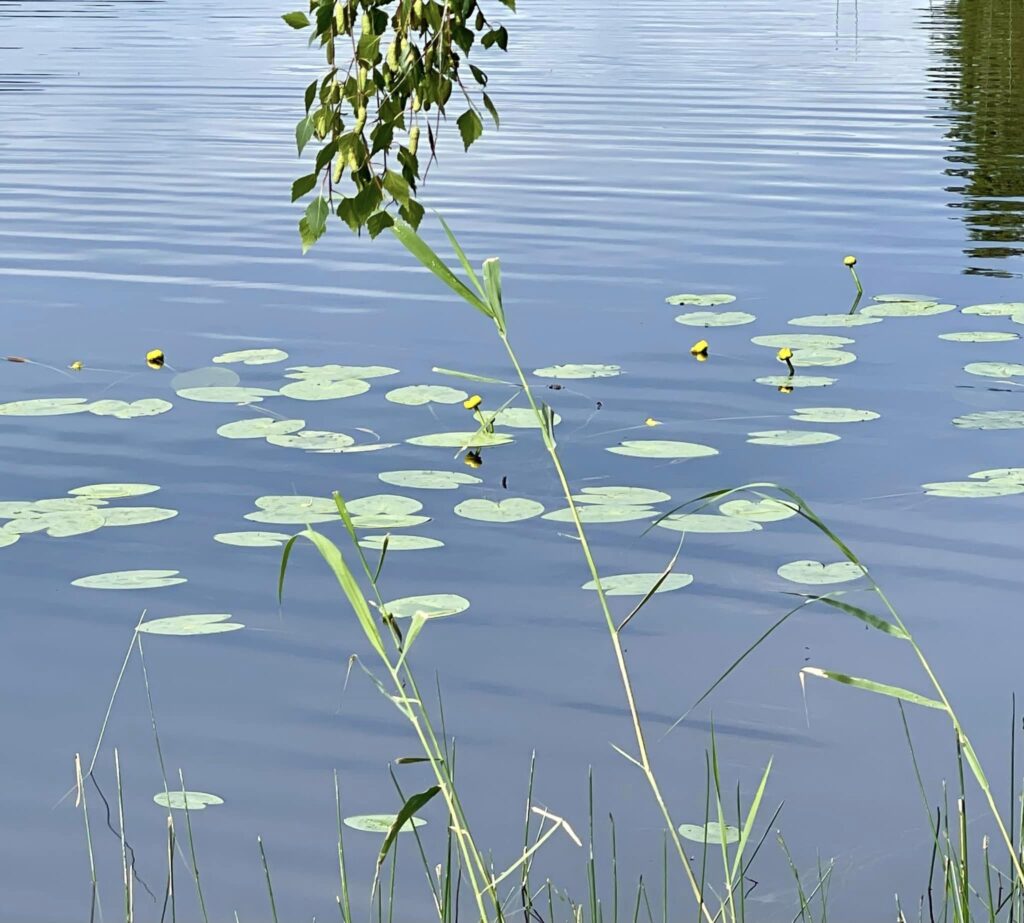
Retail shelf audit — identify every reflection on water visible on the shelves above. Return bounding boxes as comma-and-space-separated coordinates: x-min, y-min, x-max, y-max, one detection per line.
930, 0, 1024, 276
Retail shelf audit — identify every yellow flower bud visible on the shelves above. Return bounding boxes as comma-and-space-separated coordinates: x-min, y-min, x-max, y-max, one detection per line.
463, 394, 482, 411
843, 255, 857, 267
690, 339, 709, 357
69, 360, 84, 371
644, 417, 662, 427
776, 347, 793, 362
146, 349, 165, 370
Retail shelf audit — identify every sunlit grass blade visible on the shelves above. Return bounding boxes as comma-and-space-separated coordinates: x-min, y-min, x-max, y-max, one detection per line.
787, 593, 908, 639
391, 222, 491, 317
800, 667, 944, 710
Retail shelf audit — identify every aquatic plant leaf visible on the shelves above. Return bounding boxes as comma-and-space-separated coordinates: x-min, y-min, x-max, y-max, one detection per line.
787, 314, 882, 328
939, 331, 1019, 343
963, 362, 1024, 379
384, 594, 469, 619
7, 509, 105, 537
378, 470, 482, 490
969, 468, 1024, 483
345, 495, 423, 517
861, 302, 954, 318
719, 498, 798, 521
489, 407, 561, 428
99, 507, 179, 527
656, 514, 762, 534
678, 822, 740, 845
285, 364, 399, 380
279, 378, 370, 401
605, 440, 719, 459
266, 430, 355, 450
0, 531, 19, 548
751, 334, 854, 349
170, 367, 241, 390
385, 385, 469, 405
212, 348, 288, 365
358, 534, 445, 551
961, 302, 1024, 316
0, 398, 92, 416
69, 483, 160, 499
543, 505, 655, 524
256, 495, 338, 513
573, 486, 671, 506
921, 480, 1024, 498
406, 431, 514, 448
343, 814, 427, 833
349, 514, 431, 529
664, 294, 736, 306
153, 791, 223, 811
245, 510, 338, 524
0, 501, 39, 518
872, 293, 941, 304
747, 430, 841, 446
776, 560, 863, 585
214, 531, 293, 547
789, 407, 879, 423
137, 614, 244, 636
532, 364, 621, 379
216, 418, 306, 439
320, 442, 398, 454
72, 569, 186, 589
31, 497, 106, 511
790, 349, 856, 368
582, 573, 693, 596
674, 311, 756, 327
454, 498, 544, 522
953, 411, 1024, 430
754, 375, 835, 388
87, 398, 173, 419
175, 386, 278, 403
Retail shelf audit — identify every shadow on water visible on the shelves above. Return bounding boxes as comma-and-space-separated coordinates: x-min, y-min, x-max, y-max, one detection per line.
928, 0, 1024, 277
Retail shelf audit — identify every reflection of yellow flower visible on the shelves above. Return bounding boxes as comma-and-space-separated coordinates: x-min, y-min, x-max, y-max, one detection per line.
463, 394, 482, 411
644, 417, 661, 427
843, 255, 857, 267
146, 349, 165, 370
690, 339, 709, 358
464, 450, 483, 468
778, 385, 794, 394
69, 360, 84, 371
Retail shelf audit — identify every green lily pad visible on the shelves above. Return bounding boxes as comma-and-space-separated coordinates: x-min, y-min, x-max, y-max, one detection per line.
266, 430, 355, 451
963, 362, 1024, 379
720, 498, 799, 521
789, 407, 879, 423
245, 509, 337, 524
285, 365, 398, 380
674, 311, 756, 327
656, 513, 762, 534
170, 367, 241, 390
385, 385, 469, 406
0, 398, 92, 416
317, 442, 398, 454
69, 483, 160, 499
454, 498, 544, 522
872, 293, 941, 304
573, 486, 671, 506
30, 497, 105, 511
861, 302, 954, 318
349, 514, 431, 529
953, 411, 1024, 430
93, 398, 174, 419
939, 331, 1019, 343
358, 534, 445, 551
137, 614, 244, 636
582, 573, 693, 595
0, 501, 41, 518
6, 509, 106, 537
777, 560, 863, 585
256, 495, 338, 513
212, 348, 288, 365
0, 531, 20, 548
922, 480, 1024, 498
216, 417, 306, 439
532, 364, 621, 379
489, 407, 561, 428
72, 570, 186, 590
346, 495, 423, 517
665, 293, 736, 306
175, 387, 278, 404
384, 594, 469, 619
214, 531, 293, 547
543, 505, 655, 524
606, 440, 719, 459
153, 791, 224, 811
378, 470, 482, 490
406, 431, 514, 448
343, 814, 426, 833
970, 468, 1024, 483
788, 314, 882, 328
961, 303, 1024, 316
755, 375, 836, 388
752, 334, 855, 349
747, 430, 841, 446
678, 823, 739, 845
279, 378, 370, 401
790, 349, 856, 368
100, 507, 178, 527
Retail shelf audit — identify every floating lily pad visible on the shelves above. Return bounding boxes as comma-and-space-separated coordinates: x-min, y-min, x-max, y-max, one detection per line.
752, 334, 854, 349
378, 470, 482, 490
532, 364, 621, 380
720, 498, 799, 521
963, 362, 1024, 379
384, 594, 469, 619
88, 398, 173, 419
350, 514, 431, 529
72, 570, 186, 590
266, 430, 355, 451
137, 614, 244, 636
406, 431, 514, 448
100, 507, 178, 527
385, 385, 468, 406
170, 367, 240, 390
358, 534, 445, 551
346, 495, 423, 517
285, 365, 398, 380
862, 302, 954, 318
454, 498, 544, 522
489, 407, 561, 429
31, 497, 105, 511
256, 495, 338, 513
153, 791, 224, 811
279, 378, 370, 401
343, 814, 427, 833
953, 411, 1024, 430
0, 501, 40, 518
921, 480, 1024, 498
175, 387, 278, 404
777, 560, 863, 585
214, 531, 293, 547
6, 509, 105, 537
317, 442, 398, 454
678, 823, 739, 845
939, 331, 1019, 343
788, 314, 883, 328
212, 348, 288, 365
543, 505, 655, 524
970, 468, 1024, 483
582, 573, 693, 595
674, 311, 756, 327
245, 509, 338, 524
0, 531, 19, 548
656, 514, 762, 534
606, 440, 718, 459
789, 407, 879, 423
69, 483, 160, 499
747, 430, 841, 447
872, 293, 941, 304
0, 398, 92, 416
665, 294, 736, 306
961, 303, 1024, 316
216, 417, 306, 439
573, 486, 671, 506
755, 375, 836, 388
790, 349, 856, 368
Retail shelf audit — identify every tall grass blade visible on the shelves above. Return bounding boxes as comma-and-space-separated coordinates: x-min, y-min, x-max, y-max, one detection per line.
391, 222, 491, 317
800, 668, 945, 710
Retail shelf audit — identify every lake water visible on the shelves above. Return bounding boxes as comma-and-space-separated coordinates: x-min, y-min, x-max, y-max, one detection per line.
2, 0, 1024, 919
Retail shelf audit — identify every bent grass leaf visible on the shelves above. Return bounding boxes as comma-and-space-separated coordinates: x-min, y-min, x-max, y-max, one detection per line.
801, 667, 944, 710
377, 786, 440, 870
390, 222, 491, 317
137, 614, 244, 636
801, 595, 908, 639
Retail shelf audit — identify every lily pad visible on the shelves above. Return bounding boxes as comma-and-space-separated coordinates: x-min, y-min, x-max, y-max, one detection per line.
674, 311, 756, 327
489, 407, 561, 429
349, 514, 431, 529
789, 407, 879, 423
72, 570, 186, 590
939, 331, 1019, 343
532, 364, 621, 380
606, 440, 719, 459
88, 398, 173, 419
153, 791, 224, 811
543, 505, 655, 524
266, 430, 355, 451
752, 334, 854, 349
655, 514, 762, 534
961, 303, 1024, 316
678, 822, 740, 845
385, 385, 468, 406
285, 364, 398, 380
665, 294, 736, 306
69, 483, 160, 499
720, 498, 799, 521
582, 573, 693, 596
99, 507, 178, 527
255, 495, 338, 513
963, 362, 1024, 379
175, 387, 278, 404
970, 468, 1024, 483
790, 349, 856, 368
170, 367, 240, 390
358, 534, 445, 551
953, 411, 1024, 430
573, 486, 671, 506
137, 614, 244, 636
777, 560, 863, 585
0, 531, 20, 548
216, 417, 306, 439
754, 375, 836, 388
214, 531, 293, 547
31, 497, 105, 511
245, 509, 338, 524
279, 378, 370, 401
343, 814, 427, 833
212, 348, 288, 365
872, 293, 941, 304
861, 302, 954, 318
0, 501, 41, 518
921, 480, 1024, 498
384, 594, 469, 620
378, 470, 482, 490
0, 398, 92, 416
747, 430, 841, 447
6, 509, 105, 537
346, 495, 423, 517
454, 498, 545, 522
406, 431, 514, 448
788, 314, 883, 328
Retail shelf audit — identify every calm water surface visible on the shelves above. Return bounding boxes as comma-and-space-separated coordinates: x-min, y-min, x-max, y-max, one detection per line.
2, 1, 1024, 919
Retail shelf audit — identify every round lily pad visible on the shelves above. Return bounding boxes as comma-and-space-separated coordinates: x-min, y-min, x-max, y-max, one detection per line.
788, 314, 882, 328
674, 311, 756, 327
7, 509, 105, 537
214, 531, 293, 547
747, 430, 841, 447
31, 497, 105, 511
406, 431, 514, 448
754, 375, 835, 388
170, 367, 241, 390
720, 498, 798, 521
665, 294, 736, 306
385, 385, 468, 406
0, 398, 92, 416
0, 531, 20, 548
777, 560, 863, 585
961, 303, 1024, 316
153, 791, 224, 811
605, 440, 718, 459
378, 470, 482, 490
0, 501, 41, 518
543, 505, 655, 524
752, 334, 855, 349
346, 495, 423, 517
963, 362, 1024, 379
954, 411, 1024, 430
489, 407, 561, 429
99, 507, 178, 527
245, 509, 337, 524
385, 594, 469, 619
454, 498, 544, 522
137, 614, 244, 636
970, 468, 1024, 483
90, 398, 173, 419
872, 293, 941, 304
656, 514, 762, 534
678, 822, 739, 845
343, 814, 427, 833
789, 407, 879, 423
72, 570, 186, 590
176, 387, 278, 404
256, 495, 337, 513
922, 480, 1024, 498
212, 348, 288, 365
861, 302, 954, 318
581, 573, 693, 596
216, 418, 306, 439
791, 349, 856, 368
939, 331, 1019, 343
350, 514, 431, 529
69, 483, 160, 499
573, 486, 671, 506
279, 378, 370, 401
358, 534, 445, 551
532, 364, 621, 380
266, 430, 355, 451
285, 365, 398, 380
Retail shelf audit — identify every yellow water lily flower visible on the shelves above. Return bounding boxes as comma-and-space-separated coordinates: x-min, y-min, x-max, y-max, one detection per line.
690, 339, 709, 358
69, 360, 84, 371
843, 255, 857, 267
464, 450, 483, 468
776, 346, 795, 374
463, 394, 482, 411
644, 417, 662, 427
146, 348, 165, 370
